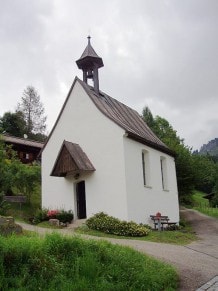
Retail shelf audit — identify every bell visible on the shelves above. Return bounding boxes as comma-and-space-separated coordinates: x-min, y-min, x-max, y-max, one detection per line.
87, 69, 93, 79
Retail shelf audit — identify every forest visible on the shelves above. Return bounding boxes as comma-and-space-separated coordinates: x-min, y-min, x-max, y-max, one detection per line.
142, 107, 218, 207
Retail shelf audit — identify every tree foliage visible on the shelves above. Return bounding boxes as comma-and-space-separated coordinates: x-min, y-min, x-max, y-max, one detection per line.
142, 107, 155, 129
0, 111, 26, 137
192, 154, 217, 194
142, 106, 217, 204
142, 107, 194, 201
0, 86, 47, 142
0, 136, 41, 202
17, 86, 47, 137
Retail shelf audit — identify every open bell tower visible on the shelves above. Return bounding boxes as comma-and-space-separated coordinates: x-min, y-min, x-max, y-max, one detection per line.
76, 36, 104, 94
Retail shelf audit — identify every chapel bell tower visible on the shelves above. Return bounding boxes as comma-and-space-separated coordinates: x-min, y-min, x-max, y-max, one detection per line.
76, 36, 104, 94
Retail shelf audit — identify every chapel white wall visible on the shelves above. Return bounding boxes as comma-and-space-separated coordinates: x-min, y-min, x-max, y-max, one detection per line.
42, 80, 128, 220
123, 137, 179, 225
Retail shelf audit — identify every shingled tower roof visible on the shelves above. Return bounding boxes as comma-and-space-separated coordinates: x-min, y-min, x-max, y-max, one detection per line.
76, 36, 103, 68
76, 36, 103, 94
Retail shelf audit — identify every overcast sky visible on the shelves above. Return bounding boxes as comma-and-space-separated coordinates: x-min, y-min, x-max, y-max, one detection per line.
0, 0, 217, 150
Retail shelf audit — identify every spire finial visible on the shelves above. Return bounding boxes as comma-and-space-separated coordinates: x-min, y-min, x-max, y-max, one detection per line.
87, 35, 91, 45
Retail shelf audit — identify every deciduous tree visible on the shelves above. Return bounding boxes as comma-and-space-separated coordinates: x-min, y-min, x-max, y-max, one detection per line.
0, 111, 26, 137
142, 106, 195, 203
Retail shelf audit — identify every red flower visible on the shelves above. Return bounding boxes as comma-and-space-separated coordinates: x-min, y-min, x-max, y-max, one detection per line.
47, 210, 59, 218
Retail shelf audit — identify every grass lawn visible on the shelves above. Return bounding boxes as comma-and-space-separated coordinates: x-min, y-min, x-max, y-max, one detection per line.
75, 223, 196, 245
192, 191, 218, 218
5, 204, 197, 245
75, 227, 196, 245
0, 233, 178, 290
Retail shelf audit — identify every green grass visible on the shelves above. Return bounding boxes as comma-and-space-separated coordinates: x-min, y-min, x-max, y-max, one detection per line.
5, 202, 197, 244
37, 221, 63, 229
75, 224, 196, 245
194, 206, 218, 218
192, 191, 210, 207
192, 191, 218, 218
5, 202, 37, 222
0, 233, 178, 290
4, 184, 41, 222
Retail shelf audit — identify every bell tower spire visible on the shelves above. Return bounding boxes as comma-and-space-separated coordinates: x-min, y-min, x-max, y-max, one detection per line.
76, 36, 104, 94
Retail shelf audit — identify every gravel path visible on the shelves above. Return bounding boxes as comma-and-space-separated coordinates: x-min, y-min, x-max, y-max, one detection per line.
17, 209, 218, 291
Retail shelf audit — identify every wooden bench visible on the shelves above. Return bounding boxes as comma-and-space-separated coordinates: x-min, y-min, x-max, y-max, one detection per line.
150, 215, 177, 231
4, 195, 27, 209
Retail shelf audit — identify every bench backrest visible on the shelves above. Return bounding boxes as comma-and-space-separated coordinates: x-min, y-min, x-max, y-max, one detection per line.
150, 215, 168, 219
4, 196, 27, 203
150, 215, 169, 222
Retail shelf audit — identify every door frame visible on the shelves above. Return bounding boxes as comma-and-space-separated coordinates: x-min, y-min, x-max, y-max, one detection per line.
75, 180, 87, 219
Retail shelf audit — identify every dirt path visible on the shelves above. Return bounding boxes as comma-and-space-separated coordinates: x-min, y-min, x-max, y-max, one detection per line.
17, 209, 218, 291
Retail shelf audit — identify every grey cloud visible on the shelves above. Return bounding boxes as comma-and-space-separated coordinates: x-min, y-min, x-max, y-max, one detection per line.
0, 0, 217, 150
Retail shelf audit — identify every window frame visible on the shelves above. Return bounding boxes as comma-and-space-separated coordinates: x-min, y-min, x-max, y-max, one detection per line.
160, 156, 168, 191
142, 150, 151, 188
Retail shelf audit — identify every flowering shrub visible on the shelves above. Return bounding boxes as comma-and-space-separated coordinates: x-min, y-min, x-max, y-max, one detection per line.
86, 212, 150, 237
47, 210, 59, 219
32, 208, 74, 224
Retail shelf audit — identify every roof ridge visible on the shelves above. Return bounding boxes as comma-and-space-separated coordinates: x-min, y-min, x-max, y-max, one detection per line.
77, 79, 174, 156
2, 133, 44, 144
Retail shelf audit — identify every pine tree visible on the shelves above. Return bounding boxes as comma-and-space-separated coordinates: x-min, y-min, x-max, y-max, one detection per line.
17, 86, 47, 137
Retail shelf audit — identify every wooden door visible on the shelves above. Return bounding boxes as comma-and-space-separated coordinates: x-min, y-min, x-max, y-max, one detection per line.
76, 181, 87, 219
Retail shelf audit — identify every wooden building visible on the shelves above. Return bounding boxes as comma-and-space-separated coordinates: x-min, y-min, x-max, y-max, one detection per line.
2, 134, 44, 164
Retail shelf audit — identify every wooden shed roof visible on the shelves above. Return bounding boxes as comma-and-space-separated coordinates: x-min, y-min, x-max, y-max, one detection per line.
51, 140, 95, 177
2, 134, 44, 149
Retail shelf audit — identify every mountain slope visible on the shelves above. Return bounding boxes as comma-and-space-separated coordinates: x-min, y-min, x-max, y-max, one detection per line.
199, 138, 218, 157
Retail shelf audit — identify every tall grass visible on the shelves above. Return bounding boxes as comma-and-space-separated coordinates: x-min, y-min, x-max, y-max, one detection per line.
0, 233, 178, 290
192, 191, 218, 218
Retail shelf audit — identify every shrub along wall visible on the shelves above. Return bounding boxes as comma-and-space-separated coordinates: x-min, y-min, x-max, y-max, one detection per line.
86, 212, 150, 237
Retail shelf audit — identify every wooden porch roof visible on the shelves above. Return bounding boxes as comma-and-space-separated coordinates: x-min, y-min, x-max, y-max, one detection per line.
50, 140, 95, 177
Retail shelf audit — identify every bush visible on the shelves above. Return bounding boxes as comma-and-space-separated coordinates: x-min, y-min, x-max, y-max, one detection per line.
86, 212, 150, 237
32, 208, 74, 224
56, 210, 74, 223
165, 224, 180, 231
32, 208, 49, 224
0, 192, 10, 215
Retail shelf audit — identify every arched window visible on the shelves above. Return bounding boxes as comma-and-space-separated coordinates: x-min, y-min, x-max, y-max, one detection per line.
142, 150, 151, 187
160, 156, 168, 190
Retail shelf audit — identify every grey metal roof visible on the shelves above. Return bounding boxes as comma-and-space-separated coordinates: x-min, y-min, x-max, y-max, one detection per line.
2, 134, 44, 149
42, 77, 174, 156
77, 79, 174, 156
